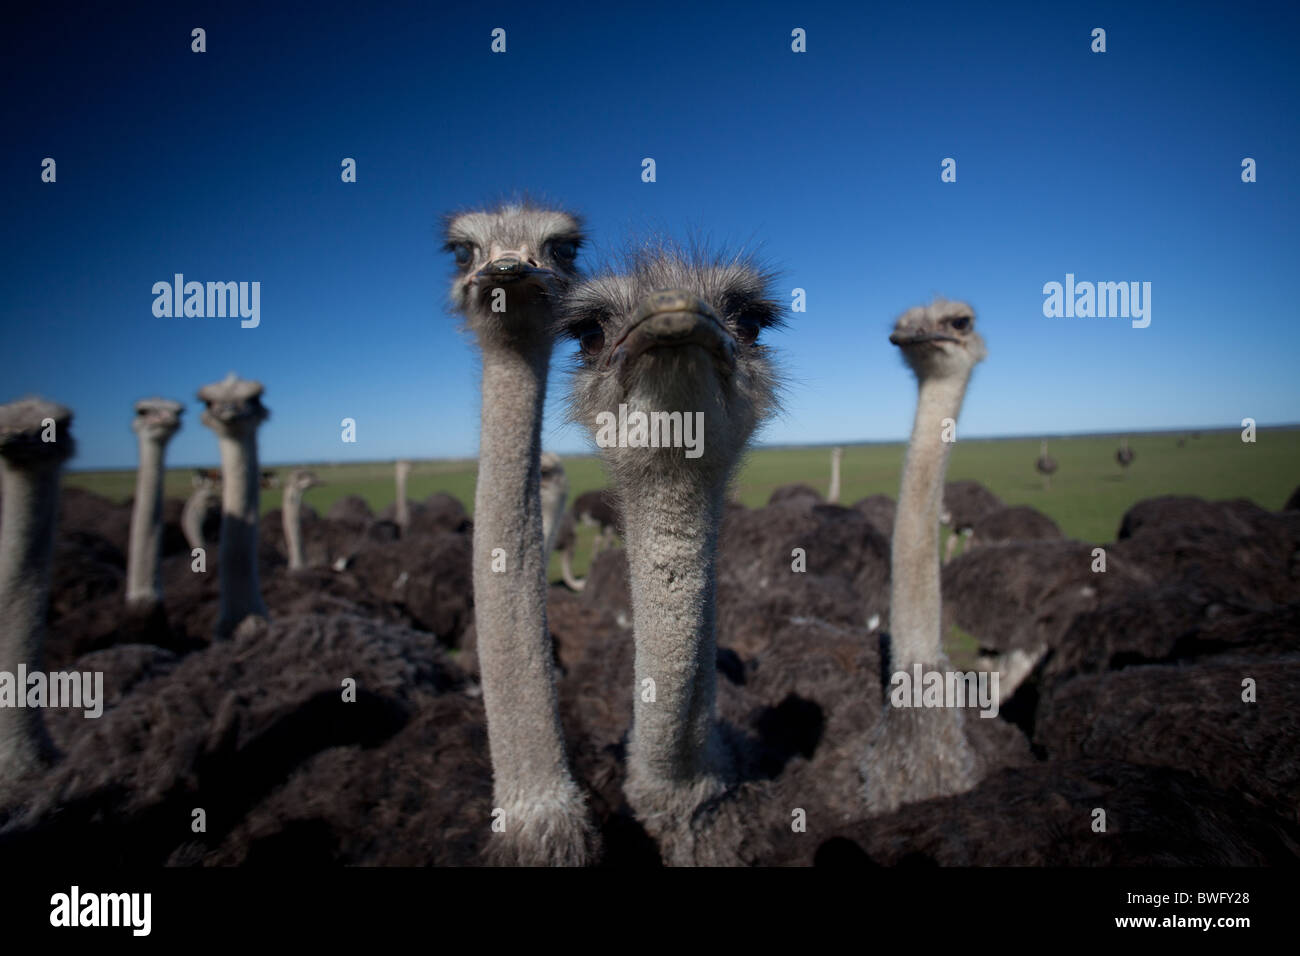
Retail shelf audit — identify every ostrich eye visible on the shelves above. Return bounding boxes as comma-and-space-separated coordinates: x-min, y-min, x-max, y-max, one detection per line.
577, 324, 605, 358
452, 243, 472, 266
551, 240, 578, 263
735, 315, 762, 345
950, 316, 970, 331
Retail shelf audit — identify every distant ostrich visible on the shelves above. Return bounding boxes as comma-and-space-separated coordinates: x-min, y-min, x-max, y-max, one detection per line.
555, 512, 583, 591
827, 446, 844, 504
125, 398, 183, 608
181, 469, 220, 552
538, 452, 569, 562
393, 460, 412, 534
1116, 437, 1135, 474
444, 201, 595, 865
282, 470, 323, 571
558, 245, 785, 863
198, 373, 270, 639
556, 489, 621, 592
574, 488, 620, 557
557, 488, 621, 592
768, 483, 823, 505
940, 479, 1003, 563
0, 397, 74, 782
966, 503, 1063, 549
1035, 439, 1058, 490
851, 493, 897, 539
861, 299, 986, 814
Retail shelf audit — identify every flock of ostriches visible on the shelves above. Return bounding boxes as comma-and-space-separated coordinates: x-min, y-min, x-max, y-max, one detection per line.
1, 203, 1297, 867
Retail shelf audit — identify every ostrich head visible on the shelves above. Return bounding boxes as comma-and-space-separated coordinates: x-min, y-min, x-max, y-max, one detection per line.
287, 469, 322, 493
0, 398, 75, 468
442, 202, 585, 349
557, 246, 783, 486
132, 398, 183, 443
198, 373, 268, 440
889, 299, 986, 380
539, 451, 565, 484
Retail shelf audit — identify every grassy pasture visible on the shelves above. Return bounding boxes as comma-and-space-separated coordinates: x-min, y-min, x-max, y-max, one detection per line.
64, 427, 1300, 583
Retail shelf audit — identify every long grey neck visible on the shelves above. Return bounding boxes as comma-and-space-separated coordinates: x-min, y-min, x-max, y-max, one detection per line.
394, 467, 409, 531
473, 340, 572, 804
540, 483, 565, 561
621, 476, 727, 784
828, 450, 842, 504
283, 484, 305, 571
216, 431, 266, 637
889, 372, 971, 667
0, 460, 63, 776
126, 433, 168, 605
181, 486, 211, 551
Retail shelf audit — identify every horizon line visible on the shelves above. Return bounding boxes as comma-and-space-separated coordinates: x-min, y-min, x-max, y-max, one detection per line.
64, 421, 1298, 474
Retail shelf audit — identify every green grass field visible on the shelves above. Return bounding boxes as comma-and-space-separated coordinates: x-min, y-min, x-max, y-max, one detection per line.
65, 428, 1300, 583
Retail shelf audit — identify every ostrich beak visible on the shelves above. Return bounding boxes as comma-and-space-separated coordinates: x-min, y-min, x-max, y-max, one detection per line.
473, 256, 555, 286
889, 329, 959, 346
609, 290, 736, 374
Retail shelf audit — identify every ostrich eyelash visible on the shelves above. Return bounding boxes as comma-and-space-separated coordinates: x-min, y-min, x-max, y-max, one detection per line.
557, 309, 610, 340
723, 298, 783, 330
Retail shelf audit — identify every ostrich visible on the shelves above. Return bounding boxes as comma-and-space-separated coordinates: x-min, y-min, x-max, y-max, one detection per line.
0, 397, 74, 782
282, 470, 323, 571
444, 201, 595, 865
394, 460, 412, 534
940, 479, 1003, 563
557, 245, 785, 863
574, 488, 620, 557
1116, 437, 1135, 474
861, 299, 986, 814
198, 373, 270, 639
539, 451, 568, 561
966, 503, 1062, 549
555, 513, 583, 591
181, 469, 220, 552
827, 446, 843, 504
125, 398, 183, 608
1035, 440, 1058, 491
556, 489, 621, 592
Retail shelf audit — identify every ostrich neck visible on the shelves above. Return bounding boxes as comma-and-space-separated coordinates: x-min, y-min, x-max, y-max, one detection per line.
473, 340, 572, 801
181, 486, 211, 551
890, 371, 971, 667
283, 485, 304, 570
828, 453, 842, 504
540, 481, 565, 559
621, 475, 725, 784
0, 460, 62, 771
126, 433, 168, 604
394, 467, 409, 528
216, 430, 265, 633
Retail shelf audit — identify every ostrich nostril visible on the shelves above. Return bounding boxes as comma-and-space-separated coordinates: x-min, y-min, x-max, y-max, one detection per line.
632, 290, 718, 324
488, 257, 522, 274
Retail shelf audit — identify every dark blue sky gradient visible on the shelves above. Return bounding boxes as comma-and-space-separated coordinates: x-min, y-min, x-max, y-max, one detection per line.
3, 1, 1297, 468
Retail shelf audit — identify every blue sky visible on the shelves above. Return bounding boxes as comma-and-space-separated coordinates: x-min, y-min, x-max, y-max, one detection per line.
3, 1, 1297, 469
